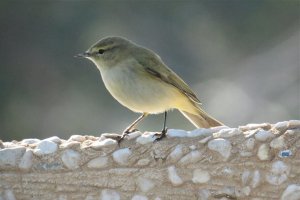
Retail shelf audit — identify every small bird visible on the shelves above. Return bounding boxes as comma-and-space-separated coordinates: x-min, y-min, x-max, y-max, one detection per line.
76, 36, 223, 141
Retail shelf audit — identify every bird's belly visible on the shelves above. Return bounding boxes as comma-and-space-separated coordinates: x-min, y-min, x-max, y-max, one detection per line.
100, 66, 182, 114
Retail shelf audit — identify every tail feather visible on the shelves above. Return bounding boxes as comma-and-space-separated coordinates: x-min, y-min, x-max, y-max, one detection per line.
180, 109, 223, 128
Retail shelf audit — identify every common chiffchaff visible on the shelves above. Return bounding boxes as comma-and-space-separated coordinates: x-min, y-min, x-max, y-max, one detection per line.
77, 36, 223, 140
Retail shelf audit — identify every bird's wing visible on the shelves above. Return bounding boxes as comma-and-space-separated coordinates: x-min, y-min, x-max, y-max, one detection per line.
134, 47, 202, 105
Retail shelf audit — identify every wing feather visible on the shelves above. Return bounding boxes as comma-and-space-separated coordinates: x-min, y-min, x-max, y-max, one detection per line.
132, 46, 201, 105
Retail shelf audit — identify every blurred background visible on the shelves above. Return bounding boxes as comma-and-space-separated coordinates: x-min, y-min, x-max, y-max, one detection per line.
0, 0, 299, 141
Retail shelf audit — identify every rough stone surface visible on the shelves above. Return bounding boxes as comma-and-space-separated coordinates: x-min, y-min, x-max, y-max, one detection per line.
254, 130, 274, 141
136, 177, 155, 192
61, 149, 81, 169
101, 189, 120, 200
213, 128, 240, 138
266, 161, 290, 185
87, 156, 108, 169
112, 148, 132, 166
167, 165, 183, 186
131, 195, 148, 200
0, 147, 26, 169
18, 149, 33, 171
192, 169, 211, 183
33, 140, 58, 156
281, 184, 300, 200
207, 138, 232, 160
136, 132, 157, 144
0, 120, 299, 200
257, 143, 272, 161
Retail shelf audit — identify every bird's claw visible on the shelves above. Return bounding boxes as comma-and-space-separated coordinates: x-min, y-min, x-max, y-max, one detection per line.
153, 128, 168, 142
117, 128, 140, 145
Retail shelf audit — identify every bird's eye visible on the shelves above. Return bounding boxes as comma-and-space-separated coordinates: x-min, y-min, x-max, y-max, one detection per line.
98, 49, 105, 54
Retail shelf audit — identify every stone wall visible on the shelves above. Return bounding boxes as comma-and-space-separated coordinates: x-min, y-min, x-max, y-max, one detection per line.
0, 120, 300, 200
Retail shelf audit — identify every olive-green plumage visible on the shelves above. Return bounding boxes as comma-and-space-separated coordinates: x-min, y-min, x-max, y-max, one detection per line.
77, 36, 223, 132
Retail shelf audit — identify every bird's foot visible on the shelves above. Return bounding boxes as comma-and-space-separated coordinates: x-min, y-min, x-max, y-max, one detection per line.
154, 128, 168, 142
117, 128, 139, 145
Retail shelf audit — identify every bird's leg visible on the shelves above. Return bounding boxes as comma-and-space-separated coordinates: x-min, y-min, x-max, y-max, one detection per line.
118, 113, 148, 143
154, 111, 168, 141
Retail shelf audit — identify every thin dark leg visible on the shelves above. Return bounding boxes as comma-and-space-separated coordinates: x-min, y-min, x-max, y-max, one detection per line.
162, 111, 167, 131
119, 113, 148, 141
154, 111, 168, 141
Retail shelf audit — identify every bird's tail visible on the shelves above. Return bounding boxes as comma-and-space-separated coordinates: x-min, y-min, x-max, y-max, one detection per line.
180, 108, 223, 128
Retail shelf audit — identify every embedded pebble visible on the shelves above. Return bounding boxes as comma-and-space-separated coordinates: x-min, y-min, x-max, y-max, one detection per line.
69, 135, 85, 142
167, 145, 184, 162
213, 128, 240, 138
136, 158, 150, 166
187, 128, 213, 138
4, 189, 16, 200
198, 189, 211, 200
45, 136, 62, 144
274, 121, 288, 131
18, 149, 33, 170
33, 140, 58, 156
241, 170, 261, 188
288, 120, 300, 129
101, 189, 120, 200
137, 177, 155, 192
112, 148, 132, 165
208, 138, 232, 160
189, 145, 197, 150
87, 156, 108, 169
242, 171, 251, 185
0, 147, 26, 168
178, 150, 202, 165
61, 149, 81, 169
21, 138, 41, 145
192, 169, 210, 183
266, 161, 290, 185
167, 129, 187, 137
136, 132, 157, 144
58, 194, 67, 200
255, 130, 274, 142
132, 195, 148, 200
270, 136, 286, 149
241, 186, 251, 196
251, 170, 261, 188
167, 165, 183, 186
257, 144, 271, 161
126, 131, 142, 140
281, 184, 300, 200
90, 139, 117, 150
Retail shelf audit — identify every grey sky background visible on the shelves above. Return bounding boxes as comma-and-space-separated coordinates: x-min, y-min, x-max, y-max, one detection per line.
0, 1, 299, 141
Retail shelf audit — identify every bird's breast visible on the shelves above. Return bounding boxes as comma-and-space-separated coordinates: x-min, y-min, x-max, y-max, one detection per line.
98, 62, 185, 114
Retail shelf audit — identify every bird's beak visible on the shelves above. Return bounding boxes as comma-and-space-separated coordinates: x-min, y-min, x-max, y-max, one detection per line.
74, 52, 91, 58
